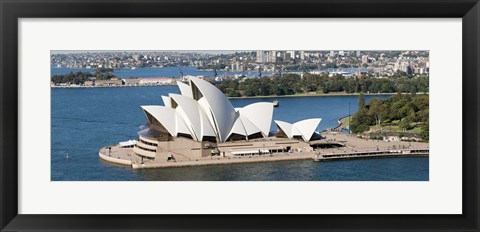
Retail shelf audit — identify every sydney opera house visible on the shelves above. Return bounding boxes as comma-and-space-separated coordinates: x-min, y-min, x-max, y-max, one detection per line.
130, 77, 322, 163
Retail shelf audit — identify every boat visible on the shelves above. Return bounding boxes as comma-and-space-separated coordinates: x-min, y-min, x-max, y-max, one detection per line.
273, 100, 279, 107
313, 154, 323, 162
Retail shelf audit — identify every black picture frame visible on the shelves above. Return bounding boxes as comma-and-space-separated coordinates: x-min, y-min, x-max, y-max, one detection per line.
1, 0, 479, 231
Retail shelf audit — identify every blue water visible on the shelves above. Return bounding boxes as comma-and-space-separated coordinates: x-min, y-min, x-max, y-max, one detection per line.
51, 86, 428, 181
51, 66, 269, 78
133, 158, 428, 181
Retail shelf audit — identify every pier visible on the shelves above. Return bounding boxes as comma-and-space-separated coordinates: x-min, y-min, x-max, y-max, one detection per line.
313, 149, 428, 161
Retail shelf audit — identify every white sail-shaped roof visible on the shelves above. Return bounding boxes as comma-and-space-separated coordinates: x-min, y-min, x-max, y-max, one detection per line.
227, 116, 248, 138
240, 116, 261, 135
291, 126, 303, 137
161, 96, 171, 108
294, 118, 322, 142
141, 106, 177, 136
275, 118, 322, 142
177, 81, 193, 98
141, 105, 194, 138
197, 97, 218, 139
199, 110, 217, 139
190, 77, 236, 142
169, 94, 216, 141
175, 112, 190, 135
170, 94, 201, 140
140, 77, 318, 143
274, 120, 294, 138
226, 114, 263, 141
239, 102, 274, 137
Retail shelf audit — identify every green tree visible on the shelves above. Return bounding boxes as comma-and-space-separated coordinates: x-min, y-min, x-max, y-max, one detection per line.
399, 118, 413, 130
421, 121, 429, 141
358, 92, 366, 111
368, 98, 388, 126
350, 110, 370, 133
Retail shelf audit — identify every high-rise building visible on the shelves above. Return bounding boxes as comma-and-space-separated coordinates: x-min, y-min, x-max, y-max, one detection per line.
266, 51, 277, 63
284, 51, 295, 62
362, 55, 369, 64
256, 51, 265, 63
288, 51, 295, 59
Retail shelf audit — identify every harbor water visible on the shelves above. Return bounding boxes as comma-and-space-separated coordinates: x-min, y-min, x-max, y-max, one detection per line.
51, 86, 428, 181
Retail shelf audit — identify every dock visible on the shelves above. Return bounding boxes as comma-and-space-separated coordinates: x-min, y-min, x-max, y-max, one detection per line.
313, 149, 429, 161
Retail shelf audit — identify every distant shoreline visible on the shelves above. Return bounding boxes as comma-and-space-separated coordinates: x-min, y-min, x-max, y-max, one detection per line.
50, 84, 176, 89
228, 92, 397, 99
51, 85, 428, 98
228, 92, 428, 99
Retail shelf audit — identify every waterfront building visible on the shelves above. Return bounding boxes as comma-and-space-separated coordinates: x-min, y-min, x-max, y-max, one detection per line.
94, 79, 124, 86
142, 77, 274, 143
123, 78, 142, 86
129, 76, 322, 162
138, 77, 175, 85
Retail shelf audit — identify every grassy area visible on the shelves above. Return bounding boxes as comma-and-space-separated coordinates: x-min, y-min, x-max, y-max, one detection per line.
339, 115, 423, 134
409, 127, 422, 133
371, 124, 423, 134
343, 116, 352, 128
338, 116, 353, 130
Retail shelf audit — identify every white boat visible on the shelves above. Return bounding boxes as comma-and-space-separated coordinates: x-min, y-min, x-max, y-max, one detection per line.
313, 154, 323, 161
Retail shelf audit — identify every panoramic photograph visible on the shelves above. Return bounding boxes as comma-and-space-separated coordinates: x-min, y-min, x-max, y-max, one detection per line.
51, 50, 429, 181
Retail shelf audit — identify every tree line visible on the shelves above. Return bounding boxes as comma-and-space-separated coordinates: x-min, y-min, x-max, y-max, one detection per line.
51, 68, 116, 84
215, 73, 429, 97
350, 93, 429, 141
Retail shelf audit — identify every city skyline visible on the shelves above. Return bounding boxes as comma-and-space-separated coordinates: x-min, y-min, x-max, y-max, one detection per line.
51, 50, 429, 81
51, 50, 246, 55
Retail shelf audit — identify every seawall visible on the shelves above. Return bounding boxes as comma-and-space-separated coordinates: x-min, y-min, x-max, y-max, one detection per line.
98, 152, 132, 166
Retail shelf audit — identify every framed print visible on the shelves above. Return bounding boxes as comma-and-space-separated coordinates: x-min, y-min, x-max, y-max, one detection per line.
1, 0, 479, 231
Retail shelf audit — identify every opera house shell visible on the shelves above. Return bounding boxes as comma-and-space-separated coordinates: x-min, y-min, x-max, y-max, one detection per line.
140, 77, 274, 143
274, 119, 322, 142
133, 76, 323, 161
